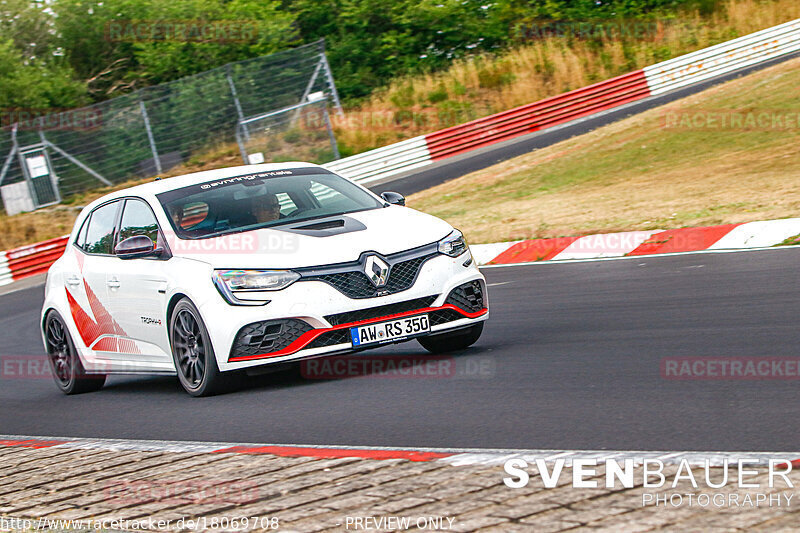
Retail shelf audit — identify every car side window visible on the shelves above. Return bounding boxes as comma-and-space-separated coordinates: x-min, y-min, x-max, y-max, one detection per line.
82, 201, 120, 255
118, 199, 160, 247
75, 215, 90, 249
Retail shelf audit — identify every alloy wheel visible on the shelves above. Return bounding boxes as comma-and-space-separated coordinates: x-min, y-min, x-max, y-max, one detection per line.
46, 317, 72, 386
173, 309, 206, 388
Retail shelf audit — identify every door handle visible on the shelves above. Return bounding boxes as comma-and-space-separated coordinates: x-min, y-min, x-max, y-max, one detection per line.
107, 277, 121, 289
66, 276, 81, 286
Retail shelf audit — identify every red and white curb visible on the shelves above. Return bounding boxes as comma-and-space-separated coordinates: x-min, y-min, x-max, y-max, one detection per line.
470, 218, 800, 266
1, 435, 798, 468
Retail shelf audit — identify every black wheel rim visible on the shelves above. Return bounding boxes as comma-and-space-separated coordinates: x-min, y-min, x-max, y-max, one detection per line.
46, 318, 72, 385
173, 309, 206, 388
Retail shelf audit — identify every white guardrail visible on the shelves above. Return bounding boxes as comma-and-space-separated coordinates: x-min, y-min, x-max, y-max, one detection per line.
644, 18, 800, 94
323, 135, 432, 185
0, 252, 11, 286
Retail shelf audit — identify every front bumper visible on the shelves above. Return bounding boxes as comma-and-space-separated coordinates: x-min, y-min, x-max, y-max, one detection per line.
205, 252, 488, 371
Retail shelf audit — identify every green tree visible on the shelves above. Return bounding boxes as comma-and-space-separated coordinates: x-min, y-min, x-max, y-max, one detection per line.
54, 0, 297, 98
0, 0, 86, 108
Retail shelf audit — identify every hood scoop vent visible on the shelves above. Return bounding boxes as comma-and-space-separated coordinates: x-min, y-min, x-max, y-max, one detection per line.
280, 215, 366, 237
295, 219, 346, 230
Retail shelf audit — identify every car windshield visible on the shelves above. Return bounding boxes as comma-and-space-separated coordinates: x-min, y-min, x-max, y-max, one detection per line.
156, 168, 383, 239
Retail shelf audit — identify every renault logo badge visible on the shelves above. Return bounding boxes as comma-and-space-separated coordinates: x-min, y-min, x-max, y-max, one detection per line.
364, 255, 390, 287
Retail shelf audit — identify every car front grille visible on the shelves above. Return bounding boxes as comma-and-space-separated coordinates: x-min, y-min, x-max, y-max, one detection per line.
297, 244, 438, 299
230, 318, 313, 359
324, 295, 439, 326
445, 280, 485, 313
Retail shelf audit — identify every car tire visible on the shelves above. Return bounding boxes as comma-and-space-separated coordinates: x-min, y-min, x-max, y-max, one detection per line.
44, 311, 106, 394
418, 322, 484, 354
170, 298, 227, 397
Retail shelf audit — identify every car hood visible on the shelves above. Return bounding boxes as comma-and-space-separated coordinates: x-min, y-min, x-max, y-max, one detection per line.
170, 206, 453, 269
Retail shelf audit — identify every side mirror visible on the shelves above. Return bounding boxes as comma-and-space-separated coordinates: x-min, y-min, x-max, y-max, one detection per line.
115, 235, 160, 259
380, 191, 406, 206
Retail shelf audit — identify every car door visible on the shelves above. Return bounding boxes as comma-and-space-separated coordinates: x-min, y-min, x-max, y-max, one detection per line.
68, 200, 124, 361
106, 198, 171, 363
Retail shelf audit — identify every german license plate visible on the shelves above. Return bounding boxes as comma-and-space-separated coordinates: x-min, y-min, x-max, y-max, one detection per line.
350, 314, 430, 347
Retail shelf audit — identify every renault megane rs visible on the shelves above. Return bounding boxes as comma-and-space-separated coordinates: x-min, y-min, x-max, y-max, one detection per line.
40, 163, 488, 396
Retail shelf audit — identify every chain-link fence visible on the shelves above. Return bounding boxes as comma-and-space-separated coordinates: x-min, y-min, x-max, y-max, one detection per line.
236, 99, 340, 166
0, 39, 342, 214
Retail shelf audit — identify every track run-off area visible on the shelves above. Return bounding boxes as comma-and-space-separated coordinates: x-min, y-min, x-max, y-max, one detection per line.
1, 247, 799, 453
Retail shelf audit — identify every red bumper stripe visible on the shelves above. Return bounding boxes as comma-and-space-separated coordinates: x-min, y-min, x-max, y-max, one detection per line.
228, 304, 488, 363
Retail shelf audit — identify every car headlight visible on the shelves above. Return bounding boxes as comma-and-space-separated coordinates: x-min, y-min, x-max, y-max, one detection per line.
214, 269, 300, 291
438, 229, 468, 257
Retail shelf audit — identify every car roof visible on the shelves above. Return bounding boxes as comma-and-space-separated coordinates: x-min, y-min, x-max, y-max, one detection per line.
85, 162, 323, 208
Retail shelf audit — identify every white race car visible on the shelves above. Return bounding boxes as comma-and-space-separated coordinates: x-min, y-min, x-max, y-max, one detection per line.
40, 163, 488, 396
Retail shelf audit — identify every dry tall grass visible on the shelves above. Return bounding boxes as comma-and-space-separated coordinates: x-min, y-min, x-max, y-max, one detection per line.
333, 0, 800, 153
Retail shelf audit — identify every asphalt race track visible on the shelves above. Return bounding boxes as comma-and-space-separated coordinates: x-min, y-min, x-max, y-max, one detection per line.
1, 248, 799, 452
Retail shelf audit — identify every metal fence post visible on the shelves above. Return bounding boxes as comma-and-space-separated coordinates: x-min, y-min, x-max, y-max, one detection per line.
235, 123, 248, 164
294, 60, 324, 124
0, 123, 19, 186
319, 41, 344, 116
323, 107, 341, 161
226, 65, 249, 139
139, 97, 162, 174
37, 126, 62, 203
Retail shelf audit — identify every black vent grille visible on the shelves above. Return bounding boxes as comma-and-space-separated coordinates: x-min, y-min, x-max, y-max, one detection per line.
312, 271, 375, 299
325, 295, 438, 326
445, 281, 485, 313
230, 319, 313, 359
304, 254, 435, 299
429, 309, 464, 326
307, 329, 352, 349
384, 256, 428, 293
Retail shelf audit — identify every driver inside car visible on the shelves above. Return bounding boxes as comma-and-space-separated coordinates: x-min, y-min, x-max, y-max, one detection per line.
251, 192, 282, 223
